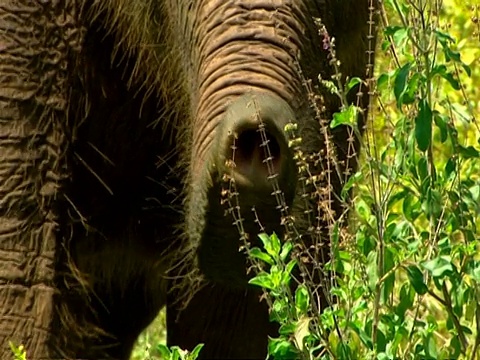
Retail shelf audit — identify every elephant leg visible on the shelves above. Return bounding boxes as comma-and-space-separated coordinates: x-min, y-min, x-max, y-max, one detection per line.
0, 1, 83, 358
167, 283, 278, 359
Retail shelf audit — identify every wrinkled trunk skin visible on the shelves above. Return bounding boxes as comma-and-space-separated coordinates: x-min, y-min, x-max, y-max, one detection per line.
0, 0, 376, 359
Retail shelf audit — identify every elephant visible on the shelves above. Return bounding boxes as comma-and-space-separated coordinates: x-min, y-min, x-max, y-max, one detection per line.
0, 0, 377, 359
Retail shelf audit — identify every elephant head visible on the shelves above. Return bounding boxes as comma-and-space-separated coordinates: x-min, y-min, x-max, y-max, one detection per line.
160, 0, 375, 282
0, 0, 376, 358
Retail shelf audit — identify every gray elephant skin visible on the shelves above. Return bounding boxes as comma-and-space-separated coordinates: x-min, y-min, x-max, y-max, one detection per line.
0, 0, 376, 359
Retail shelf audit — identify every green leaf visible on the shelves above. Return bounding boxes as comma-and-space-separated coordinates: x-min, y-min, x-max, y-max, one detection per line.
417, 156, 429, 182
278, 323, 296, 336
258, 233, 271, 250
350, 323, 373, 349
280, 260, 296, 288
422, 256, 455, 279
355, 198, 371, 222
381, 38, 391, 52
268, 338, 299, 359
381, 247, 396, 304
377, 72, 391, 91
367, 251, 378, 291
249, 273, 275, 290
393, 27, 409, 47
449, 336, 462, 358
156, 344, 172, 359
458, 145, 480, 159
434, 30, 463, 64
387, 190, 409, 209
406, 265, 428, 295
424, 189, 442, 218
9, 343, 27, 360
279, 241, 293, 262
346, 77, 362, 92
336, 342, 353, 360
384, 25, 403, 37
258, 233, 281, 260
433, 112, 449, 143
295, 284, 310, 315
376, 327, 387, 352
270, 298, 289, 323
452, 285, 468, 318
280, 269, 292, 288
424, 333, 438, 359
445, 157, 456, 178
462, 63, 472, 77
440, 71, 460, 90
396, 283, 415, 320
270, 233, 281, 258
341, 171, 363, 200
170, 346, 182, 360
285, 259, 297, 277
402, 192, 420, 222
403, 72, 421, 105
431, 64, 460, 90
249, 247, 274, 265
434, 30, 455, 44
385, 25, 409, 48
189, 344, 204, 360
331, 105, 358, 129
394, 63, 411, 108
415, 99, 432, 152
270, 265, 282, 288
444, 46, 462, 63
461, 325, 473, 335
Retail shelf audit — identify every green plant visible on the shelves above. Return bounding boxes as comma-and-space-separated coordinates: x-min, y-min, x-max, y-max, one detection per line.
9, 342, 26, 360
156, 344, 204, 360
131, 340, 203, 360
246, 0, 480, 359
248, 233, 320, 359
131, 311, 202, 360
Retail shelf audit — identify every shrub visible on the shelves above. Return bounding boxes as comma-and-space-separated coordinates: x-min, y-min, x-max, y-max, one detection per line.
246, 0, 480, 359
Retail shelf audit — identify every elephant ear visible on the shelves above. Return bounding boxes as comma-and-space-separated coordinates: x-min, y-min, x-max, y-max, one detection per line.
0, 2, 82, 358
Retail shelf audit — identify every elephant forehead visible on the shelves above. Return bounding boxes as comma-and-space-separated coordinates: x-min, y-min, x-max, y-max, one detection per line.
195, 0, 303, 39
199, 0, 295, 16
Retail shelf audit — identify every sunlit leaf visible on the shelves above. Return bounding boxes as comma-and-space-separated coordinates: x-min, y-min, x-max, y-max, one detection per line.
249, 247, 274, 266
422, 256, 455, 279
331, 105, 358, 128
249, 273, 275, 290
295, 284, 310, 315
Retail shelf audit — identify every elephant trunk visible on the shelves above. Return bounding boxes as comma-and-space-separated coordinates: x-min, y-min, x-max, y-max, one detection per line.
215, 93, 296, 194
0, 2, 80, 357
197, 93, 298, 285
178, 1, 310, 286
